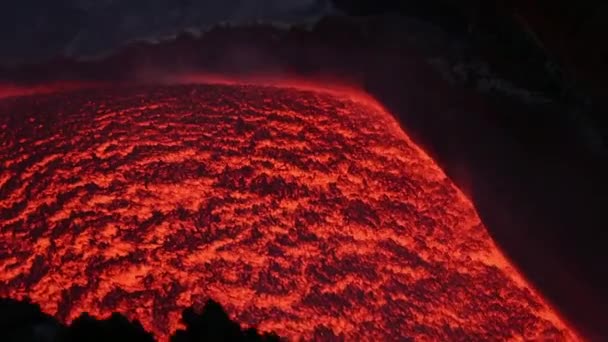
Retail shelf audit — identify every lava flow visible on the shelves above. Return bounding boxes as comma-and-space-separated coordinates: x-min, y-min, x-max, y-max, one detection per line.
0, 80, 578, 340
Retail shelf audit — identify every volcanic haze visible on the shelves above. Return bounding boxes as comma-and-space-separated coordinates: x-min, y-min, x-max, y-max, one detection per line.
0, 81, 578, 340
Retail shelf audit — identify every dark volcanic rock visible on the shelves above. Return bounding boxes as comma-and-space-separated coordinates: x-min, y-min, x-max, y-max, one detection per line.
0, 297, 277, 342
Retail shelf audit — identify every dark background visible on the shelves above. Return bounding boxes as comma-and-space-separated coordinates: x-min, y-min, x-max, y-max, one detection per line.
1, 0, 607, 340
0, 0, 334, 65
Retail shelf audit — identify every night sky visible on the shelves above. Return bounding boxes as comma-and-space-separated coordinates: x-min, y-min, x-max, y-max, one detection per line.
0, 0, 334, 65
1, 1, 608, 341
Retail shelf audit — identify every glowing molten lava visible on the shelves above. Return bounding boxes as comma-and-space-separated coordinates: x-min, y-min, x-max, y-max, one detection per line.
0, 81, 578, 340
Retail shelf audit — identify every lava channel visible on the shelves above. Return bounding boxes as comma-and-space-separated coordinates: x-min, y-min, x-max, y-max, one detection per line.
0, 81, 579, 341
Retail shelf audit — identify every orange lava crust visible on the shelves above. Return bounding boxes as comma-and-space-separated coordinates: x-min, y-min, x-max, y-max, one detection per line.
0, 81, 578, 340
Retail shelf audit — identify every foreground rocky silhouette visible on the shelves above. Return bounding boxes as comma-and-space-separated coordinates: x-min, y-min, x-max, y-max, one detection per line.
0, 298, 280, 342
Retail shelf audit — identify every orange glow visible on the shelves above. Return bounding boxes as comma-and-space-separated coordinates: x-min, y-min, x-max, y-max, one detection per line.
0, 81, 102, 99
0, 79, 580, 340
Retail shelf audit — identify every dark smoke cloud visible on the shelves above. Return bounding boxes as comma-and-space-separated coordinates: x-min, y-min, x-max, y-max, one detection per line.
0, 0, 334, 66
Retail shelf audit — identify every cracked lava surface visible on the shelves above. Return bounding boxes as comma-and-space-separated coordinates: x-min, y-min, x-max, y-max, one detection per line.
0, 81, 578, 340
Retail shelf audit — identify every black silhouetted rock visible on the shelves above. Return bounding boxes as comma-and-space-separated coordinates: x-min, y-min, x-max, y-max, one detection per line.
60, 312, 154, 342
0, 297, 63, 342
0, 298, 280, 342
171, 300, 280, 342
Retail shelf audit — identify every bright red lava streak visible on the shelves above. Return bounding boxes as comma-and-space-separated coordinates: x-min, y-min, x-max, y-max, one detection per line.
0, 78, 579, 340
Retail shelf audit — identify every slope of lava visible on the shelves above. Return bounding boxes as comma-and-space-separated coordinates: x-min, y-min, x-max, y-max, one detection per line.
0, 82, 578, 340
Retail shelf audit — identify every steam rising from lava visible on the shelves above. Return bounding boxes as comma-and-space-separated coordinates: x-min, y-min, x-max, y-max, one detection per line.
0, 80, 578, 340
